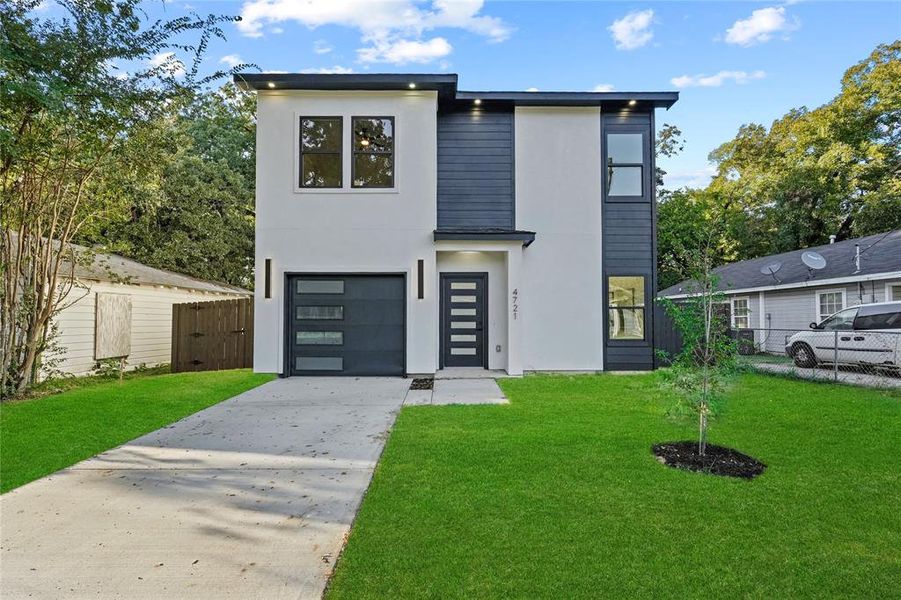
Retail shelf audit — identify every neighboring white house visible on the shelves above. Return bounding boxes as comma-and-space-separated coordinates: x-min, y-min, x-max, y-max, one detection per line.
49, 247, 249, 376
658, 230, 901, 352
237, 73, 678, 376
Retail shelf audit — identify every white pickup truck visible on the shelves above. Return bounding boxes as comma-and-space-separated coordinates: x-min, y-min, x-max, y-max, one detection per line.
785, 301, 901, 370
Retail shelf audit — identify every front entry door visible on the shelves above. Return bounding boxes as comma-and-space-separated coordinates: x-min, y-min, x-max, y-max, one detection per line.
441, 273, 488, 368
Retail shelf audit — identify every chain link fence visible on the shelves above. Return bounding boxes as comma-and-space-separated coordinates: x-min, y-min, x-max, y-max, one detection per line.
732, 327, 901, 389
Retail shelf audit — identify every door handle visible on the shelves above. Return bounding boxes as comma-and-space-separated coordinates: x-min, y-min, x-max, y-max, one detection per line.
840, 336, 851, 341
853, 336, 865, 341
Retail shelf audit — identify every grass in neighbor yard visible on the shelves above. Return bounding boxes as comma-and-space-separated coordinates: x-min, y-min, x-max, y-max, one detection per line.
327, 373, 900, 599
0, 369, 274, 493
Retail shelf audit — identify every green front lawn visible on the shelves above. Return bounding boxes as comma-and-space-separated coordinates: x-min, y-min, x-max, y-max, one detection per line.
0, 369, 274, 493
328, 373, 900, 598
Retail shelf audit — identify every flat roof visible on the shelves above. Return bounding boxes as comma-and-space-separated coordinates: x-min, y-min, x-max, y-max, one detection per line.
234, 73, 678, 110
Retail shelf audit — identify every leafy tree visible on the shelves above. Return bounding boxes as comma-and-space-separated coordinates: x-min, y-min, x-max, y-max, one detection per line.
658, 215, 737, 456
80, 84, 257, 288
1, 0, 237, 396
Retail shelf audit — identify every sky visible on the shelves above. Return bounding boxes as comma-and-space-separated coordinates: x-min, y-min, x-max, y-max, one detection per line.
47, 0, 901, 189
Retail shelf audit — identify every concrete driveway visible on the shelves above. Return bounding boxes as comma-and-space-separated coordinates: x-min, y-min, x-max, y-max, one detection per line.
0, 377, 408, 600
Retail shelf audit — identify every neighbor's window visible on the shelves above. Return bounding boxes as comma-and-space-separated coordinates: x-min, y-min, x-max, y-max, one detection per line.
352, 117, 394, 188
888, 283, 901, 302
817, 290, 844, 322
606, 132, 643, 197
608, 276, 645, 340
732, 297, 751, 329
300, 117, 342, 188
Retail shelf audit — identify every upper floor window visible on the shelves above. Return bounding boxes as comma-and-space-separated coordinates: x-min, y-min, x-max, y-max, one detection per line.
300, 117, 342, 188
606, 133, 643, 197
352, 117, 394, 188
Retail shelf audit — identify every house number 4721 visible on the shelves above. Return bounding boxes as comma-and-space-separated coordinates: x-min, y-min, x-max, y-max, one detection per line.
511, 288, 518, 320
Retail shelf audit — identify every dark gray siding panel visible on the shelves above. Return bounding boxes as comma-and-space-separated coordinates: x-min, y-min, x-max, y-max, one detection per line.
437, 109, 514, 229
602, 111, 657, 371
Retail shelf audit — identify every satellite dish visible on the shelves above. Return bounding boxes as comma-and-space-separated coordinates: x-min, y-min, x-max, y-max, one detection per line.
802, 251, 827, 270
760, 262, 782, 276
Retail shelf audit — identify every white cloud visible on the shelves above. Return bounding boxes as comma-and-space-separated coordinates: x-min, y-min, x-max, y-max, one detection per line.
299, 65, 354, 74
608, 9, 654, 50
238, 0, 511, 64
670, 70, 766, 88
724, 7, 798, 47
358, 37, 452, 65
313, 39, 333, 54
220, 54, 243, 67
148, 52, 185, 77
591, 83, 615, 92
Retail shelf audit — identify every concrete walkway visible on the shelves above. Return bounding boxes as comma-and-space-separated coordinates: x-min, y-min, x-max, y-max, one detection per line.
404, 378, 509, 406
0, 377, 408, 600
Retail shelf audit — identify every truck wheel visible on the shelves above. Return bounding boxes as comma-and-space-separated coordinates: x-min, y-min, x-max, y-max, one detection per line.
791, 343, 817, 368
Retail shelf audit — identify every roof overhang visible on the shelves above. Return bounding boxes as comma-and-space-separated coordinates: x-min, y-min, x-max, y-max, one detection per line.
234, 73, 458, 102
233, 73, 678, 110
434, 229, 536, 247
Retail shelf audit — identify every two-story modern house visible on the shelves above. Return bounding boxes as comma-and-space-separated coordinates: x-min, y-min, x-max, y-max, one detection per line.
236, 73, 678, 377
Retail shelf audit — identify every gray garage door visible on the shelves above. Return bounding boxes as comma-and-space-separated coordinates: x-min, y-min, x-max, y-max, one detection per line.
287, 274, 405, 376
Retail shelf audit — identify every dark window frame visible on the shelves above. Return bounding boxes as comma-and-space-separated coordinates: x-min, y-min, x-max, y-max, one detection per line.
606, 274, 648, 343
603, 126, 650, 203
299, 116, 343, 189
351, 116, 395, 189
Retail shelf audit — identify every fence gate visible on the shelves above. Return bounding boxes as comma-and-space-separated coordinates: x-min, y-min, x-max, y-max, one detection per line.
171, 298, 253, 372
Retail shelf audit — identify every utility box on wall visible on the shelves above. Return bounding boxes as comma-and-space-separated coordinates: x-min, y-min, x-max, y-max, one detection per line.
94, 292, 132, 360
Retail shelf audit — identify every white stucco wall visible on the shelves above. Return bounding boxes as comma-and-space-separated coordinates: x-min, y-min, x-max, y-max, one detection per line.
515, 107, 604, 371
253, 90, 440, 374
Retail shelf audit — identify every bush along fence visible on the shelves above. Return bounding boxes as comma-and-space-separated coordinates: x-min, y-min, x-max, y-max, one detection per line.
171, 298, 253, 373
729, 328, 901, 389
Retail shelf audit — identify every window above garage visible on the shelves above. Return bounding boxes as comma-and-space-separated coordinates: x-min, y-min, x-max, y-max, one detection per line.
296, 116, 396, 193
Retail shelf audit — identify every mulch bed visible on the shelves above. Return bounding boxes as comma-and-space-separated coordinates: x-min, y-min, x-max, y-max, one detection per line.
652, 441, 767, 479
409, 378, 434, 390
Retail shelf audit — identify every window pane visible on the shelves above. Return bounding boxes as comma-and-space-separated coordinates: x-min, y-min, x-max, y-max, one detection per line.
301, 118, 341, 151
821, 308, 857, 330
609, 308, 644, 340
297, 280, 344, 294
353, 118, 393, 152
297, 306, 343, 320
607, 133, 643, 163
353, 154, 394, 187
296, 331, 343, 345
608, 276, 645, 307
891, 285, 901, 301
819, 292, 842, 318
296, 356, 343, 371
301, 154, 341, 188
607, 166, 642, 196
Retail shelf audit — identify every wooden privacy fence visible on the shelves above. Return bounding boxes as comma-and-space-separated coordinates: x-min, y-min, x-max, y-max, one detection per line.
171, 298, 253, 372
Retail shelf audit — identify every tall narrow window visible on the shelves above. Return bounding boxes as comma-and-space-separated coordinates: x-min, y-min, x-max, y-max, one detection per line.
352, 117, 394, 188
608, 276, 645, 340
300, 117, 342, 188
817, 290, 844, 322
606, 132, 644, 197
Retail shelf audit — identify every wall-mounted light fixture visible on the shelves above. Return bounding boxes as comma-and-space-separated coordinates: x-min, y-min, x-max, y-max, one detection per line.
628, 99, 637, 106
473, 98, 482, 106
408, 82, 417, 89
264, 258, 272, 299
417, 259, 424, 299
267, 82, 276, 89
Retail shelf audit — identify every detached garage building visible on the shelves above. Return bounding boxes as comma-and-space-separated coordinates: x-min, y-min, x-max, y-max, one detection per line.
50, 246, 249, 377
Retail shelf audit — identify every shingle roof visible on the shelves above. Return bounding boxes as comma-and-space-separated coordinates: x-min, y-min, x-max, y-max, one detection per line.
659, 229, 901, 297
72, 247, 250, 294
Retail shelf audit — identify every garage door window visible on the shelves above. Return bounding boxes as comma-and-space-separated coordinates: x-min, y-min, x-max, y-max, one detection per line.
297, 306, 343, 320
297, 280, 344, 294
296, 357, 343, 371
296, 331, 343, 345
